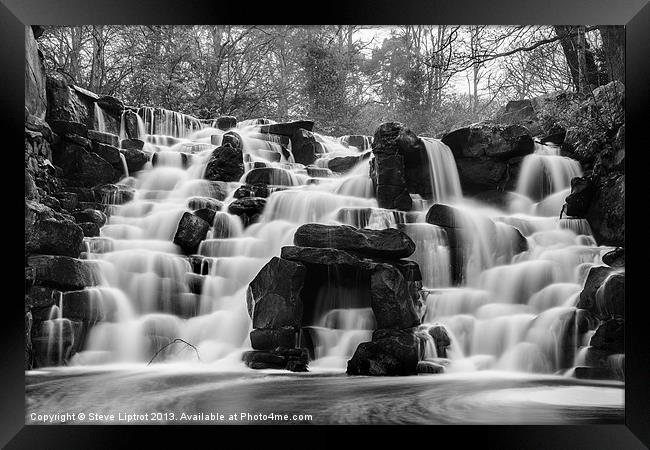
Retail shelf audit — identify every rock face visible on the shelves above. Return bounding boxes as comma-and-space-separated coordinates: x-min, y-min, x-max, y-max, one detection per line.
173, 212, 210, 254
260, 120, 314, 136
370, 264, 420, 329
293, 224, 415, 260
25, 200, 83, 258
441, 123, 533, 195
27, 255, 99, 291
244, 167, 295, 186
216, 116, 237, 131
25, 27, 47, 119
53, 142, 121, 187
123, 109, 142, 139
227, 197, 266, 226
247, 257, 306, 330
290, 129, 320, 166
46, 73, 96, 127
347, 328, 422, 376
204, 144, 244, 182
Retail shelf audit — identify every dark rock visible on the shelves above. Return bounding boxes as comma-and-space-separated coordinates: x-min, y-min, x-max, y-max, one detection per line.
290, 129, 320, 165
121, 148, 149, 172
96, 96, 124, 116
498, 99, 536, 124
341, 135, 371, 150
173, 212, 210, 254
46, 73, 93, 126
91, 142, 121, 165
281, 246, 375, 271
573, 366, 617, 380
204, 144, 244, 182
121, 138, 144, 151
25, 200, 84, 258
250, 327, 296, 350
40, 195, 62, 212
455, 158, 508, 193
53, 143, 120, 187
293, 224, 415, 259
244, 167, 296, 186
370, 264, 420, 329
78, 222, 100, 237
193, 208, 216, 225
286, 360, 309, 372
589, 318, 624, 353
65, 187, 96, 202
376, 185, 412, 211
222, 131, 243, 150
27, 255, 99, 290
260, 120, 314, 136
577, 266, 615, 312
60, 289, 114, 322
306, 167, 333, 178
73, 209, 107, 227
328, 153, 370, 174
51, 120, 88, 137
242, 350, 286, 366
578, 266, 624, 319
227, 197, 266, 226
216, 116, 237, 131
347, 328, 421, 376
585, 174, 625, 247
92, 184, 135, 205
123, 109, 142, 139
371, 153, 406, 185
565, 176, 595, 217
78, 202, 107, 212
233, 184, 269, 199
247, 257, 306, 329
187, 196, 222, 211
416, 361, 445, 374
88, 130, 119, 147
31, 318, 85, 367
429, 325, 451, 358
602, 248, 624, 268
25, 286, 58, 309
25, 27, 47, 119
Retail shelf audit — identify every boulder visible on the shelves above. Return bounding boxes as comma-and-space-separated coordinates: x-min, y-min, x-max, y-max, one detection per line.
187, 196, 222, 211
53, 143, 120, 187
173, 212, 210, 254
290, 129, 320, 166
293, 224, 415, 259
589, 318, 624, 353
577, 266, 624, 319
73, 209, 107, 227
306, 167, 333, 178
227, 197, 266, 226
454, 158, 508, 193
60, 289, 114, 323
233, 184, 269, 199
25, 200, 84, 258
260, 120, 314, 136
120, 148, 149, 172
25, 286, 58, 310
328, 153, 369, 174
31, 319, 84, 367
428, 325, 451, 358
96, 96, 124, 116
247, 257, 306, 330
78, 222, 100, 237
249, 327, 296, 350
370, 264, 420, 330
347, 328, 421, 376
497, 99, 536, 124
216, 116, 237, 131
341, 135, 371, 150
565, 177, 595, 217
27, 255, 99, 290
193, 208, 216, 226
602, 248, 624, 268
376, 185, 412, 211
51, 120, 88, 138
92, 184, 135, 205
121, 138, 144, 151
244, 167, 296, 186
92, 142, 122, 166
123, 109, 142, 139
87, 130, 120, 147
281, 246, 375, 271
65, 187, 96, 202
416, 360, 445, 374
204, 144, 244, 182
46, 73, 93, 126
222, 131, 243, 150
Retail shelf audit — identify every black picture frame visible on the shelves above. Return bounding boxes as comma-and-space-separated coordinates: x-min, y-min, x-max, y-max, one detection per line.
4, 0, 647, 447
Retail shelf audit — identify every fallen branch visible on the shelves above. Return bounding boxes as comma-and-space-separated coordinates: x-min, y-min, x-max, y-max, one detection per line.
147, 338, 201, 365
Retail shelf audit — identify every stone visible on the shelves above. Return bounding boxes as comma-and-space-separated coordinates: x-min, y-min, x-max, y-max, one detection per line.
328, 153, 369, 174
247, 257, 306, 330
281, 246, 375, 271
341, 135, 371, 150
498, 99, 536, 124
25, 27, 47, 119
25, 286, 58, 310
573, 366, 617, 380
416, 360, 445, 374
429, 325, 451, 358
293, 223, 415, 259
204, 144, 244, 182
227, 197, 266, 226
577, 267, 624, 320
46, 73, 93, 126
376, 185, 412, 211
370, 264, 420, 330
187, 196, 222, 212
589, 318, 624, 353
455, 158, 508, 193
50, 120, 88, 137
65, 187, 96, 202
242, 350, 286, 367
92, 184, 135, 205
90, 142, 121, 166
53, 143, 120, 187
25, 200, 84, 258
290, 129, 320, 166
260, 120, 314, 136
96, 96, 124, 115
88, 130, 120, 147
31, 318, 84, 367
233, 184, 269, 199
244, 167, 296, 186
78, 222, 100, 237
27, 255, 99, 290
61, 289, 113, 322
306, 167, 333, 178
216, 116, 237, 131
577, 266, 615, 312
602, 248, 624, 268
193, 208, 216, 225
585, 174, 624, 247
347, 328, 421, 376
73, 209, 107, 227
122, 109, 142, 140
173, 212, 210, 254
250, 327, 296, 350
121, 138, 144, 151
121, 148, 149, 172
565, 176, 595, 217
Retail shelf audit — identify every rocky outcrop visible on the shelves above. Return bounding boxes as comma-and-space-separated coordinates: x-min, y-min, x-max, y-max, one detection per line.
204, 143, 244, 182
25, 27, 47, 119
216, 116, 237, 131
227, 197, 266, 226
347, 328, 422, 376
25, 200, 84, 258
173, 212, 210, 254
290, 129, 321, 166
243, 167, 296, 186
27, 255, 100, 291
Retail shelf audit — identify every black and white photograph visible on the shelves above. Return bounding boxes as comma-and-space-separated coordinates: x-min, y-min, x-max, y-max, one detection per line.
14, 4, 641, 439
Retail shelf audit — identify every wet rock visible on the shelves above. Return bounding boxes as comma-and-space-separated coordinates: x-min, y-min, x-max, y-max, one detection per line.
96, 96, 124, 116
244, 167, 296, 186
328, 153, 369, 174
25, 200, 84, 258
193, 208, 216, 225
242, 350, 286, 367
227, 197, 266, 226
370, 264, 420, 330
565, 176, 595, 217
578, 267, 625, 319
293, 223, 415, 259
589, 318, 624, 353
416, 360, 445, 374
25, 286, 58, 309
78, 222, 100, 237
306, 167, 333, 178
247, 257, 306, 330
27, 255, 100, 290
250, 327, 296, 350
290, 129, 320, 166
173, 212, 210, 254
281, 246, 375, 271
187, 196, 222, 212
260, 120, 314, 136
53, 143, 120, 187
341, 135, 371, 150
602, 248, 624, 268
455, 158, 508, 193
91, 142, 121, 166
121, 148, 149, 172
121, 138, 144, 151
376, 185, 412, 211
73, 209, 107, 227
347, 328, 421, 376
61, 289, 114, 323
429, 325, 451, 358
65, 187, 96, 202
204, 144, 244, 182
51, 120, 88, 137
46, 73, 94, 126
88, 130, 120, 147
216, 116, 237, 131
577, 266, 615, 311
25, 27, 47, 119
573, 366, 617, 380
92, 184, 135, 205
123, 109, 142, 139
233, 184, 269, 199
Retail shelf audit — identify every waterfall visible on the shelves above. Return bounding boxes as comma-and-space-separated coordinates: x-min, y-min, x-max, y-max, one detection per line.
56, 114, 610, 377
94, 103, 108, 133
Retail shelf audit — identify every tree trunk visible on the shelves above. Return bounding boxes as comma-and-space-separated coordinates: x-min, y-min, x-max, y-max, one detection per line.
598, 25, 625, 84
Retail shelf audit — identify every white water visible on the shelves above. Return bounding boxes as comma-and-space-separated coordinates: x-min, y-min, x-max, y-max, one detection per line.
35, 118, 611, 378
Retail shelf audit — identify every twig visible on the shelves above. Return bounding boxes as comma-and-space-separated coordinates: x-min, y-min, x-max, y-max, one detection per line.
147, 338, 201, 365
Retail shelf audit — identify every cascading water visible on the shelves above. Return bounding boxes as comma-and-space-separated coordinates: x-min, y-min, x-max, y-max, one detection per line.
49, 118, 613, 377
